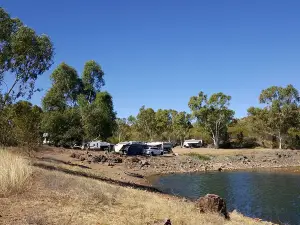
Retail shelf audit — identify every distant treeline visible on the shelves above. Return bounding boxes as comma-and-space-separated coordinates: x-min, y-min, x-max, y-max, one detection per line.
1, 8, 300, 151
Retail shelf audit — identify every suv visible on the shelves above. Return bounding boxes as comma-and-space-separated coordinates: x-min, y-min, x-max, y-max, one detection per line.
144, 146, 163, 156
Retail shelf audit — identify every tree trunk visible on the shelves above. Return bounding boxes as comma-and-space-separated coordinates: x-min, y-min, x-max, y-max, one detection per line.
213, 137, 219, 149
279, 137, 282, 149
278, 131, 282, 149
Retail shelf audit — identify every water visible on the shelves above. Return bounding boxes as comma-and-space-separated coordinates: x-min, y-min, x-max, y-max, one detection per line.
152, 171, 300, 225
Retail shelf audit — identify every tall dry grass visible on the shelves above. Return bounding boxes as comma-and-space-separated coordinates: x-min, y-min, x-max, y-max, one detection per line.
6, 168, 271, 225
0, 150, 32, 197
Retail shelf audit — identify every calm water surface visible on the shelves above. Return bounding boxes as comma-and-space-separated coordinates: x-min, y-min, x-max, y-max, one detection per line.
152, 171, 300, 225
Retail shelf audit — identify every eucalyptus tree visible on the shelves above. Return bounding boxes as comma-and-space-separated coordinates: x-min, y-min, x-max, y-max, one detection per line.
188, 92, 234, 148
248, 85, 300, 149
82, 60, 105, 103
0, 8, 54, 106
136, 106, 156, 141
173, 111, 192, 146
155, 109, 172, 141
79, 91, 116, 141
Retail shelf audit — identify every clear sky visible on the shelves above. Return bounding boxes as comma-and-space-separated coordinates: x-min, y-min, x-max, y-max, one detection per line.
2, 0, 300, 118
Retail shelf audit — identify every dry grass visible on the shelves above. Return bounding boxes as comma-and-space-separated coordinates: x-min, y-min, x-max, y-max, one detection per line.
1, 167, 274, 225
0, 150, 32, 197
0, 152, 274, 224
173, 147, 274, 156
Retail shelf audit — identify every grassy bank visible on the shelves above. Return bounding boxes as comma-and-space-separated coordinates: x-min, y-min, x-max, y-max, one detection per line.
0, 150, 32, 197
0, 151, 273, 225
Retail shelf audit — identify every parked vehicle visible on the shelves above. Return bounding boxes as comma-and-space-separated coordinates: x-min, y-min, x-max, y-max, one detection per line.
88, 141, 111, 150
146, 142, 173, 152
114, 141, 144, 153
72, 144, 83, 149
121, 144, 145, 156
144, 146, 163, 156
183, 139, 202, 148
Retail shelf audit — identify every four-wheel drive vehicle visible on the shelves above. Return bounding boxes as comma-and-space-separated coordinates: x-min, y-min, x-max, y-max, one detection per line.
122, 144, 145, 156
144, 146, 163, 156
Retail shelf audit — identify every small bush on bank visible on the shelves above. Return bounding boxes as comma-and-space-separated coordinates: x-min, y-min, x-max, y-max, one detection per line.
186, 153, 211, 161
0, 150, 32, 197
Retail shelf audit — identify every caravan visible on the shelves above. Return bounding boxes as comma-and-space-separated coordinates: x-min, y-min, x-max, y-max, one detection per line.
114, 141, 144, 153
88, 141, 111, 150
183, 139, 202, 148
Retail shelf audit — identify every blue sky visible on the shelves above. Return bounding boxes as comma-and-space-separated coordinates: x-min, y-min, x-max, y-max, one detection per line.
2, 0, 300, 118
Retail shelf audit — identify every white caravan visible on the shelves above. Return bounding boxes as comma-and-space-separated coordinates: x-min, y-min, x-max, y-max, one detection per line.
183, 139, 202, 148
146, 142, 173, 152
88, 141, 111, 150
114, 141, 144, 153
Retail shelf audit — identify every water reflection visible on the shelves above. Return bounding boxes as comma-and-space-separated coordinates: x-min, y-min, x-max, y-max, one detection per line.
153, 171, 300, 225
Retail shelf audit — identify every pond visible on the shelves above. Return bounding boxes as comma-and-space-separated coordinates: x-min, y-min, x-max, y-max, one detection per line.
152, 170, 300, 225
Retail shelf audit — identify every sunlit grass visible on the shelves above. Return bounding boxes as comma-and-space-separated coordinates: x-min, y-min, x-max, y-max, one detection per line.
0, 150, 32, 196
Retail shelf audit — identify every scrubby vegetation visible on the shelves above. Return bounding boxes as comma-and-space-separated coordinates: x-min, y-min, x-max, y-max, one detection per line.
0, 150, 32, 197
186, 153, 211, 161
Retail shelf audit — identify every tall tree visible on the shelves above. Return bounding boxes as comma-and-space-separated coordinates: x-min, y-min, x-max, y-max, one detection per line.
82, 60, 105, 103
79, 91, 116, 141
43, 63, 81, 110
155, 109, 172, 141
173, 111, 192, 147
248, 85, 300, 149
41, 108, 83, 147
0, 8, 54, 106
10, 101, 43, 150
115, 118, 131, 142
136, 106, 156, 141
188, 92, 234, 148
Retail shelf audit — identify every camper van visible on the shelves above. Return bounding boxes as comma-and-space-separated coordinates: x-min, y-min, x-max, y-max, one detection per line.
183, 139, 202, 148
146, 142, 173, 152
88, 141, 111, 150
114, 141, 144, 153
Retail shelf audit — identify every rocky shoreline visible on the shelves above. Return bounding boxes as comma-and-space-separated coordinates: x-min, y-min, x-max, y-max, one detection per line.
37, 147, 300, 188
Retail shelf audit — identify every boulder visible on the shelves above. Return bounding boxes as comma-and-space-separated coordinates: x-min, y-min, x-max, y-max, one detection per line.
196, 194, 229, 219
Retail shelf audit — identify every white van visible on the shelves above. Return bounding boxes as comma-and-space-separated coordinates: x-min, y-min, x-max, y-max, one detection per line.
88, 141, 111, 150
183, 139, 202, 148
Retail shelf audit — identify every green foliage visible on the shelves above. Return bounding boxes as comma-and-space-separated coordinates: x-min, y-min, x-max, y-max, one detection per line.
188, 92, 234, 148
185, 153, 211, 161
0, 101, 42, 150
43, 63, 82, 111
173, 111, 192, 145
155, 109, 172, 140
80, 92, 116, 141
115, 118, 131, 142
248, 84, 300, 149
82, 60, 105, 103
41, 108, 83, 147
136, 106, 157, 141
0, 8, 54, 105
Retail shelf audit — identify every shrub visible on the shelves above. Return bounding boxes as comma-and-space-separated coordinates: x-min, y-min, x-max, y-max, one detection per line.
0, 150, 32, 196
186, 153, 211, 161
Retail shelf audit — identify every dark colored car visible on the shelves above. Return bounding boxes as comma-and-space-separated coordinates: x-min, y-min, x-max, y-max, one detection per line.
122, 144, 145, 156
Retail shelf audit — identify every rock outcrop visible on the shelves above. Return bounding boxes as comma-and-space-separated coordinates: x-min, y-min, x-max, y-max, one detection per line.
196, 194, 229, 219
